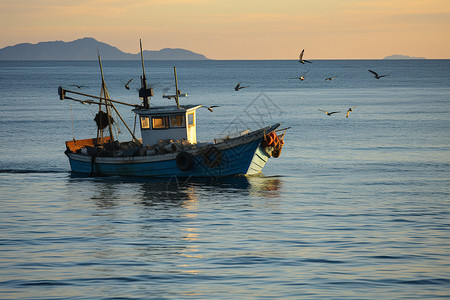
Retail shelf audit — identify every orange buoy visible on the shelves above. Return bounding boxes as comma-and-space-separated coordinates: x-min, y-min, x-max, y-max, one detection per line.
262, 132, 274, 147
273, 134, 280, 149
272, 137, 284, 158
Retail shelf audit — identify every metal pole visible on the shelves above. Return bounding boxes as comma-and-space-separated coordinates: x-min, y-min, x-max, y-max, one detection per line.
140, 39, 149, 108
174, 67, 180, 109
98, 54, 114, 142
59, 88, 140, 107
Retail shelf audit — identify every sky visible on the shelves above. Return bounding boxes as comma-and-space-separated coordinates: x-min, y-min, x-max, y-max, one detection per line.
1, 0, 449, 60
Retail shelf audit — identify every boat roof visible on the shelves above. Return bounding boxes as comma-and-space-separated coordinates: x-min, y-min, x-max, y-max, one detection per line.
134, 104, 202, 115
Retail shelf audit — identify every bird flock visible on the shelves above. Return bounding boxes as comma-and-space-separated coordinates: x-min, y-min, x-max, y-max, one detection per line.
231, 49, 391, 118
297, 49, 390, 118
70, 49, 390, 119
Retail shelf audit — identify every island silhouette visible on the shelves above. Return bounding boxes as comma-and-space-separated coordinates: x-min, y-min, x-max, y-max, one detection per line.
0, 37, 209, 60
383, 54, 426, 60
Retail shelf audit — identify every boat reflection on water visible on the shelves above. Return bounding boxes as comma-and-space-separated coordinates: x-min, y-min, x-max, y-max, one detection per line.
245, 175, 283, 198
64, 174, 284, 286
136, 175, 283, 206
68, 173, 283, 210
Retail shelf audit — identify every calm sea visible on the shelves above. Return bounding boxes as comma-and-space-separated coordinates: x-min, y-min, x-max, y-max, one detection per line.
0, 59, 449, 299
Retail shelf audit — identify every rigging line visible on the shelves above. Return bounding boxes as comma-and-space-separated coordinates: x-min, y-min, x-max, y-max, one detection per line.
108, 101, 142, 145
78, 101, 120, 137
112, 107, 121, 134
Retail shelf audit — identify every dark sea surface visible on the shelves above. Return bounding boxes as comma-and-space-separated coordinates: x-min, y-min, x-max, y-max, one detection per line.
0, 59, 449, 299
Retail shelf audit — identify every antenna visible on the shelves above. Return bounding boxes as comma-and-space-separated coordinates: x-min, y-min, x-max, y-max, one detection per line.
140, 40, 146, 83
138, 39, 153, 108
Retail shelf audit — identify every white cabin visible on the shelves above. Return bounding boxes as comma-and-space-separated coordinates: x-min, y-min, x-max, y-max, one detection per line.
134, 105, 202, 146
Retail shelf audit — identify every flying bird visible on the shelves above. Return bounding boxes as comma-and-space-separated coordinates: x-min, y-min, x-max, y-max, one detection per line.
205, 105, 219, 112
69, 85, 87, 89
125, 78, 133, 90
319, 109, 340, 116
298, 49, 312, 64
294, 70, 309, 81
346, 106, 357, 118
368, 70, 389, 79
234, 82, 249, 91
325, 76, 337, 81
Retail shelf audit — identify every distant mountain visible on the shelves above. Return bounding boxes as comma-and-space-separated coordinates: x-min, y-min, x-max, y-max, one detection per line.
383, 54, 426, 60
0, 37, 209, 60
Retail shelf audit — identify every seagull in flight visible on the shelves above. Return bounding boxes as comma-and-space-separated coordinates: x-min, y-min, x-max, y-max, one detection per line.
368, 70, 389, 79
298, 49, 312, 64
125, 78, 133, 90
346, 106, 357, 118
319, 109, 340, 116
235, 82, 249, 91
205, 105, 219, 112
325, 76, 337, 81
294, 70, 309, 81
69, 85, 87, 89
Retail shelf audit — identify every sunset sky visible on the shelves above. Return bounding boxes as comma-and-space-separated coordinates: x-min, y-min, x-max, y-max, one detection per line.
1, 0, 449, 59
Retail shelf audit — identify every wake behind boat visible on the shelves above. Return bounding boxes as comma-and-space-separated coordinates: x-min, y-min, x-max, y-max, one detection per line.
57, 40, 287, 178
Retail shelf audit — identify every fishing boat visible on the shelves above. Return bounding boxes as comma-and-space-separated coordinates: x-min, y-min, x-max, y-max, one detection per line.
58, 41, 287, 178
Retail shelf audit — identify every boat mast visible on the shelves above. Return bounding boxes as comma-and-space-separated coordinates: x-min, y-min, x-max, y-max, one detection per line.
98, 53, 115, 142
139, 39, 153, 108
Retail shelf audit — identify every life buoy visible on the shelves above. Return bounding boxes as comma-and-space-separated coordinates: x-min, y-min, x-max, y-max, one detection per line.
272, 139, 284, 158
262, 131, 280, 148
176, 151, 194, 171
268, 132, 276, 143
272, 134, 280, 149
262, 132, 274, 147
203, 146, 223, 168
262, 131, 275, 147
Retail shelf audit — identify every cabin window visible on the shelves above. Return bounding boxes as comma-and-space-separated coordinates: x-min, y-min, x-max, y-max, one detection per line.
188, 112, 195, 127
140, 116, 150, 129
170, 115, 185, 128
152, 116, 169, 129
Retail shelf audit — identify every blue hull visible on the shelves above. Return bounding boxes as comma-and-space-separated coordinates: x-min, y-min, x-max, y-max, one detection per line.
65, 125, 279, 178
